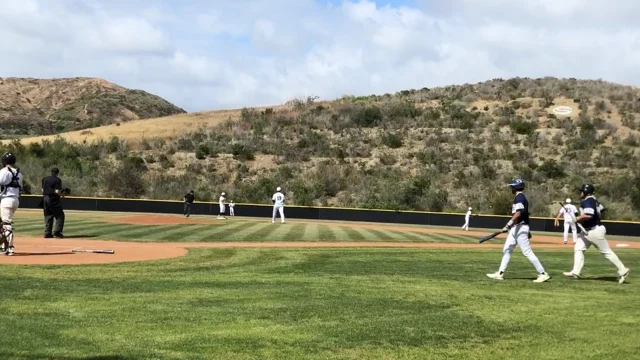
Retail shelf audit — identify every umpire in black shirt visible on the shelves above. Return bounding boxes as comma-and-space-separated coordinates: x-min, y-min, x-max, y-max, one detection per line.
183, 190, 195, 217
42, 168, 65, 238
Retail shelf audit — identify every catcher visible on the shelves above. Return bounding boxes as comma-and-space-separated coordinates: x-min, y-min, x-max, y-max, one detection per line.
0, 152, 22, 255
41, 167, 70, 238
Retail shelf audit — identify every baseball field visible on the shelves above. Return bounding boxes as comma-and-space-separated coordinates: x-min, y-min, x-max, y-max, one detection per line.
1, 210, 639, 359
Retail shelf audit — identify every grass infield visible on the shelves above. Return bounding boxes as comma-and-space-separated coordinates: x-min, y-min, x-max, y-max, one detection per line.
1, 211, 638, 359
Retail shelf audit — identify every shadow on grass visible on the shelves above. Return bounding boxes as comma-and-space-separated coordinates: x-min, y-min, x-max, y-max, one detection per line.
61, 235, 99, 239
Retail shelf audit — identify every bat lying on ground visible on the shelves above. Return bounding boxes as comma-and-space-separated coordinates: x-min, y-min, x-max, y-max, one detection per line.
72, 249, 115, 254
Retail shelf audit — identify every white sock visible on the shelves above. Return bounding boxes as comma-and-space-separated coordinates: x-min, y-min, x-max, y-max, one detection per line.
573, 251, 585, 275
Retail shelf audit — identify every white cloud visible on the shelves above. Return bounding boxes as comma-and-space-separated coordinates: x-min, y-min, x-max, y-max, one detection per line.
0, 0, 639, 111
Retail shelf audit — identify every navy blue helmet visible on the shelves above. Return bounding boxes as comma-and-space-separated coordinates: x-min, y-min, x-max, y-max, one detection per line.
580, 184, 595, 195
508, 178, 525, 191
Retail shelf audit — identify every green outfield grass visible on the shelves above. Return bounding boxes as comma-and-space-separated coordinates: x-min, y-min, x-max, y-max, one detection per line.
1, 248, 638, 359
12, 212, 482, 243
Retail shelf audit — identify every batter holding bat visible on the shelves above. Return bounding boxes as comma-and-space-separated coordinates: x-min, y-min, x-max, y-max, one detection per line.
563, 184, 630, 283
486, 178, 550, 283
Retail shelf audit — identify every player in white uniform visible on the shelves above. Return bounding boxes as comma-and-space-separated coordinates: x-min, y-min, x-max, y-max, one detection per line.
0, 153, 23, 256
229, 201, 235, 216
218, 192, 226, 219
555, 198, 578, 244
461, 207, 472, 231
272, 187, 285, 224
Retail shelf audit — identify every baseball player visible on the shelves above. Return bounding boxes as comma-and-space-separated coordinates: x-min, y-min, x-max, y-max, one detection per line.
272, 187, 285, 224
229, 201, 235, 216
461, 207, 472, 231
554, 198, 578, 244
563, 184, 630, 284
0, 152, 23, 256
486, 179, 550, 283
218, 192, 226, 219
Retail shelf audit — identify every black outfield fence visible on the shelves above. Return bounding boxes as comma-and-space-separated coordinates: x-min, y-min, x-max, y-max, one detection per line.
18, 195, 640, 237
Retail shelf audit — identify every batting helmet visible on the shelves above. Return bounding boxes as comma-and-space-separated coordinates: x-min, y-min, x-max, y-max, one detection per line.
2, 152, 16, 166
508, 178, 525, 191
580, 184, 595, 195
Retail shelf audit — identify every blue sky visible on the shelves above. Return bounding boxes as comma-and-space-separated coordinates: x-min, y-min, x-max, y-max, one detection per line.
1, 0, 639, 111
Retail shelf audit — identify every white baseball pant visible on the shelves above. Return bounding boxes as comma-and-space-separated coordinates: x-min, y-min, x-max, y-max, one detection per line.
272, 205, 284, 223
498, 224, 546, 274
1, 197, 19, 248
570, 225, 627, 276
230, 207, 234, 216
564, 221, 577, 243
219, 204, 225, 215
462, 217, 470, 231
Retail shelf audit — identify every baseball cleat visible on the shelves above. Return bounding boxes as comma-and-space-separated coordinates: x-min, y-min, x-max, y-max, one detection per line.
619, 268, 630, 284
563, 271, 581, 279
6, 247, 14, 256
534, 273, 550, 283
563, 241, 567, 244
486, 272, 504, 280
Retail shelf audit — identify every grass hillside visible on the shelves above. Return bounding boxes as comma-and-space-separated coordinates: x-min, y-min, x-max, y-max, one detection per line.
0, 77, 185, 135
3, 77, 640, 219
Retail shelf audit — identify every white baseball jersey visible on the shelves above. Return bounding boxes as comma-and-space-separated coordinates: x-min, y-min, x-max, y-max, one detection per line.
219, 196, 225, 205
465, 210, 471, 219
272, 192, 285, 206
229, 203, 235, 208
0, 167, 22, 198
559, 204, 578, 222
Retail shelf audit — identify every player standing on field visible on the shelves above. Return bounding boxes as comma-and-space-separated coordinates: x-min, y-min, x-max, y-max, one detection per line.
461, 207, 472, 231
563, 184, 630, 284
218, 192, 226, 219
554, 198, 578, 244
229, 201, 235, 216
486, 178, 550, 283
0, 153, 22, 256
272, 187, 285, 224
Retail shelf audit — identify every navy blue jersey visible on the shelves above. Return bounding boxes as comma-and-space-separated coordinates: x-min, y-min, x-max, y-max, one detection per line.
511, 192, 530, 225
580, 197, 600, 229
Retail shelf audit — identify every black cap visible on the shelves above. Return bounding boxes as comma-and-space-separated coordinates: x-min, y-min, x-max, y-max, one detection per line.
51, 167, 59, 174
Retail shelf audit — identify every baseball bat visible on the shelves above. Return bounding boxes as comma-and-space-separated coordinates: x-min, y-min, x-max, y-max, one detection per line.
479, 230, 505, 243
72, 249, 115, 254
558, 202, 588, 234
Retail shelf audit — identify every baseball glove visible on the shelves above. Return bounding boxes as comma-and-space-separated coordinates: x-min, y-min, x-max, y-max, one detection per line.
61, 188, 71, 196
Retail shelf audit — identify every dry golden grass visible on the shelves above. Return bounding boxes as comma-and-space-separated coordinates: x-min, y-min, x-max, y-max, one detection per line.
5, 106, 282, 148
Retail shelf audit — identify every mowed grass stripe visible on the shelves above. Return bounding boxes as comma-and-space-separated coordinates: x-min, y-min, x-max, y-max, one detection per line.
180, 222, 246, 241
361, 228, 396, 242
150, 224, 212, 241
16, 219, 97, 232
241, 222, 283, 241
303, 224, 319, 241
263, 223, 298, 241
317, 225, 336, 241
386, 230, 429, 243
101, 224, 179, 240
339, 226, 367, 241
330, 226, 353, 241
427, 232, 466, 244
279, 224, 306, 241
208, 221, 266, 241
